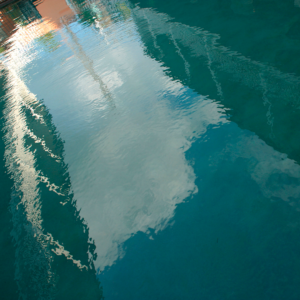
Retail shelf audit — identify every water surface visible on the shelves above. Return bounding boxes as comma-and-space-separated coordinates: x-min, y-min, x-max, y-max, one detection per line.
1, 0, 300, 299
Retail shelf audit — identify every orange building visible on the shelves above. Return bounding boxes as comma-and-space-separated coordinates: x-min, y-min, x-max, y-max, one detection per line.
36, 0, 75, 28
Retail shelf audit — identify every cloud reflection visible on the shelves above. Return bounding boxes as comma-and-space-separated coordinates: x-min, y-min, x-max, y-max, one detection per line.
63, 22, 227, 269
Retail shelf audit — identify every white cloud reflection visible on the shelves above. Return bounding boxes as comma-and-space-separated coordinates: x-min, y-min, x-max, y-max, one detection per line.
61, 22, 227, 269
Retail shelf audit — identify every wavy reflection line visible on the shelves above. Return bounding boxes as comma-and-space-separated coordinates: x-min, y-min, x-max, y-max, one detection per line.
142, 9, 163, 58
259, 72, 275, 138
25, 128, 62, 161
45, 233, 88, 270
203, 34, 224, 101
168, 23, 191, 81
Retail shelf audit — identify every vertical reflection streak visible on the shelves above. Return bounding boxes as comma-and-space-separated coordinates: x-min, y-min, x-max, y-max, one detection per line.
3, 67, 57, 299
168, 23, 191, 81
203, 34, 224, 101
142, 9, 163, 57
61, 20, 115, 107
259, 72, 275, 139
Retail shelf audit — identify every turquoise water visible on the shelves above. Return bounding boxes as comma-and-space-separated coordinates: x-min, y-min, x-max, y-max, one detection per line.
1, 0, 300, 299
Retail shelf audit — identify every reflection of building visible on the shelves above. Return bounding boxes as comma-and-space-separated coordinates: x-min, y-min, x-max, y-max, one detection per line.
0, 0, 75, 52
36, 0, 75, 27
17, 0, 41, 21
0, 0, 42, 50
3, 0, 41, 24
67, 0, 130, 26
0, 10, 15, 44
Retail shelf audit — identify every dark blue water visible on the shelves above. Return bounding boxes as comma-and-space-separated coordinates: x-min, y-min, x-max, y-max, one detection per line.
1, 0, 300, 299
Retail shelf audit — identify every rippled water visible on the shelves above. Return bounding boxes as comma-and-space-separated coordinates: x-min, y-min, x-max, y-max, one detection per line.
1, 0, 300, 299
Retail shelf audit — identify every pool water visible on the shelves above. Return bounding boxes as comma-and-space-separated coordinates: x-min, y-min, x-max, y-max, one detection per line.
1, 0, 300, 299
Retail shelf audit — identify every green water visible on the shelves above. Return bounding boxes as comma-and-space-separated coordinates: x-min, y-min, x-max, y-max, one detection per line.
1, 0, 300, 299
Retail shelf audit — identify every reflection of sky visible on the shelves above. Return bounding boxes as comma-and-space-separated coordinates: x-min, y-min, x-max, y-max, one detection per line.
27, 14, 227, 269
6, 0, 300, 275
